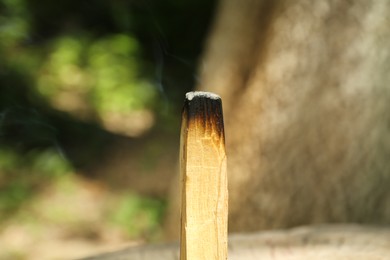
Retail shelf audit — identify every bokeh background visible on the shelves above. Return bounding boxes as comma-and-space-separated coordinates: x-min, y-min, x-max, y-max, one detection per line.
0, 0, 216, 258
3, 1, 390, 259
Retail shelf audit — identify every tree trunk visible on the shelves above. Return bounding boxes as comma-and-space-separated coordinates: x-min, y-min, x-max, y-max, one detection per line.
166, 0, 390, 238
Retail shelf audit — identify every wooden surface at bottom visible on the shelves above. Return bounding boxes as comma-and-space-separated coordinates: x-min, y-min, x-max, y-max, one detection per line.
81, 224, 390, 260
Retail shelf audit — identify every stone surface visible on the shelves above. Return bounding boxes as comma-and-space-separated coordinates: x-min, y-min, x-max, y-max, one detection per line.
82, 224, 390, 260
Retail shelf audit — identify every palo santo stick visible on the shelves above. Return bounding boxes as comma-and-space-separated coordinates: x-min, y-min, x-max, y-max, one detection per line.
180, 91, 228, 260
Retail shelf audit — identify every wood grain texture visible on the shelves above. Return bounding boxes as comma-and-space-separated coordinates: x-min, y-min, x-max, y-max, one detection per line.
180, 91, 228, 260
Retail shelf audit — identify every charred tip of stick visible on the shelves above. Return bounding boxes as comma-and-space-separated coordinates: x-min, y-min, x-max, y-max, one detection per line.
183, 91, 225, 140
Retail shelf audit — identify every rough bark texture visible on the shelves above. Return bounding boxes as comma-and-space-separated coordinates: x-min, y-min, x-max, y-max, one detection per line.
82, 225, 390, 259
165, 0, 390, 237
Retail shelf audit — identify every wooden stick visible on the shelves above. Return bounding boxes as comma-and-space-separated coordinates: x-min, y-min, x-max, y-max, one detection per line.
180, 91, 228, 260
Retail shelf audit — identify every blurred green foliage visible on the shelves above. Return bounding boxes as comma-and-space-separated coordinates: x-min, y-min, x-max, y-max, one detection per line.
0, 0, 29, 46
0, 0, 216, 242
37, 33, 157, 118
0, 148, 71, 218
109, 193, 166, 240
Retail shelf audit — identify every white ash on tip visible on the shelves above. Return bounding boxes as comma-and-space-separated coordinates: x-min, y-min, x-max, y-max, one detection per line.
186, 91, 221, 101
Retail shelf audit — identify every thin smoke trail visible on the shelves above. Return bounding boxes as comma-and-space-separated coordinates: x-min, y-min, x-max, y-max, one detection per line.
141, 0, 202, 93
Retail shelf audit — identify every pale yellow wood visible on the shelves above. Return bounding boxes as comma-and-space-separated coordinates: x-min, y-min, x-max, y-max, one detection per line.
180, 92, 228, 260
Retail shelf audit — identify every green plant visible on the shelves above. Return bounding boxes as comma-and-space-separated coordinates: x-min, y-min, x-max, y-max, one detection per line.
109, 193, 166, 240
